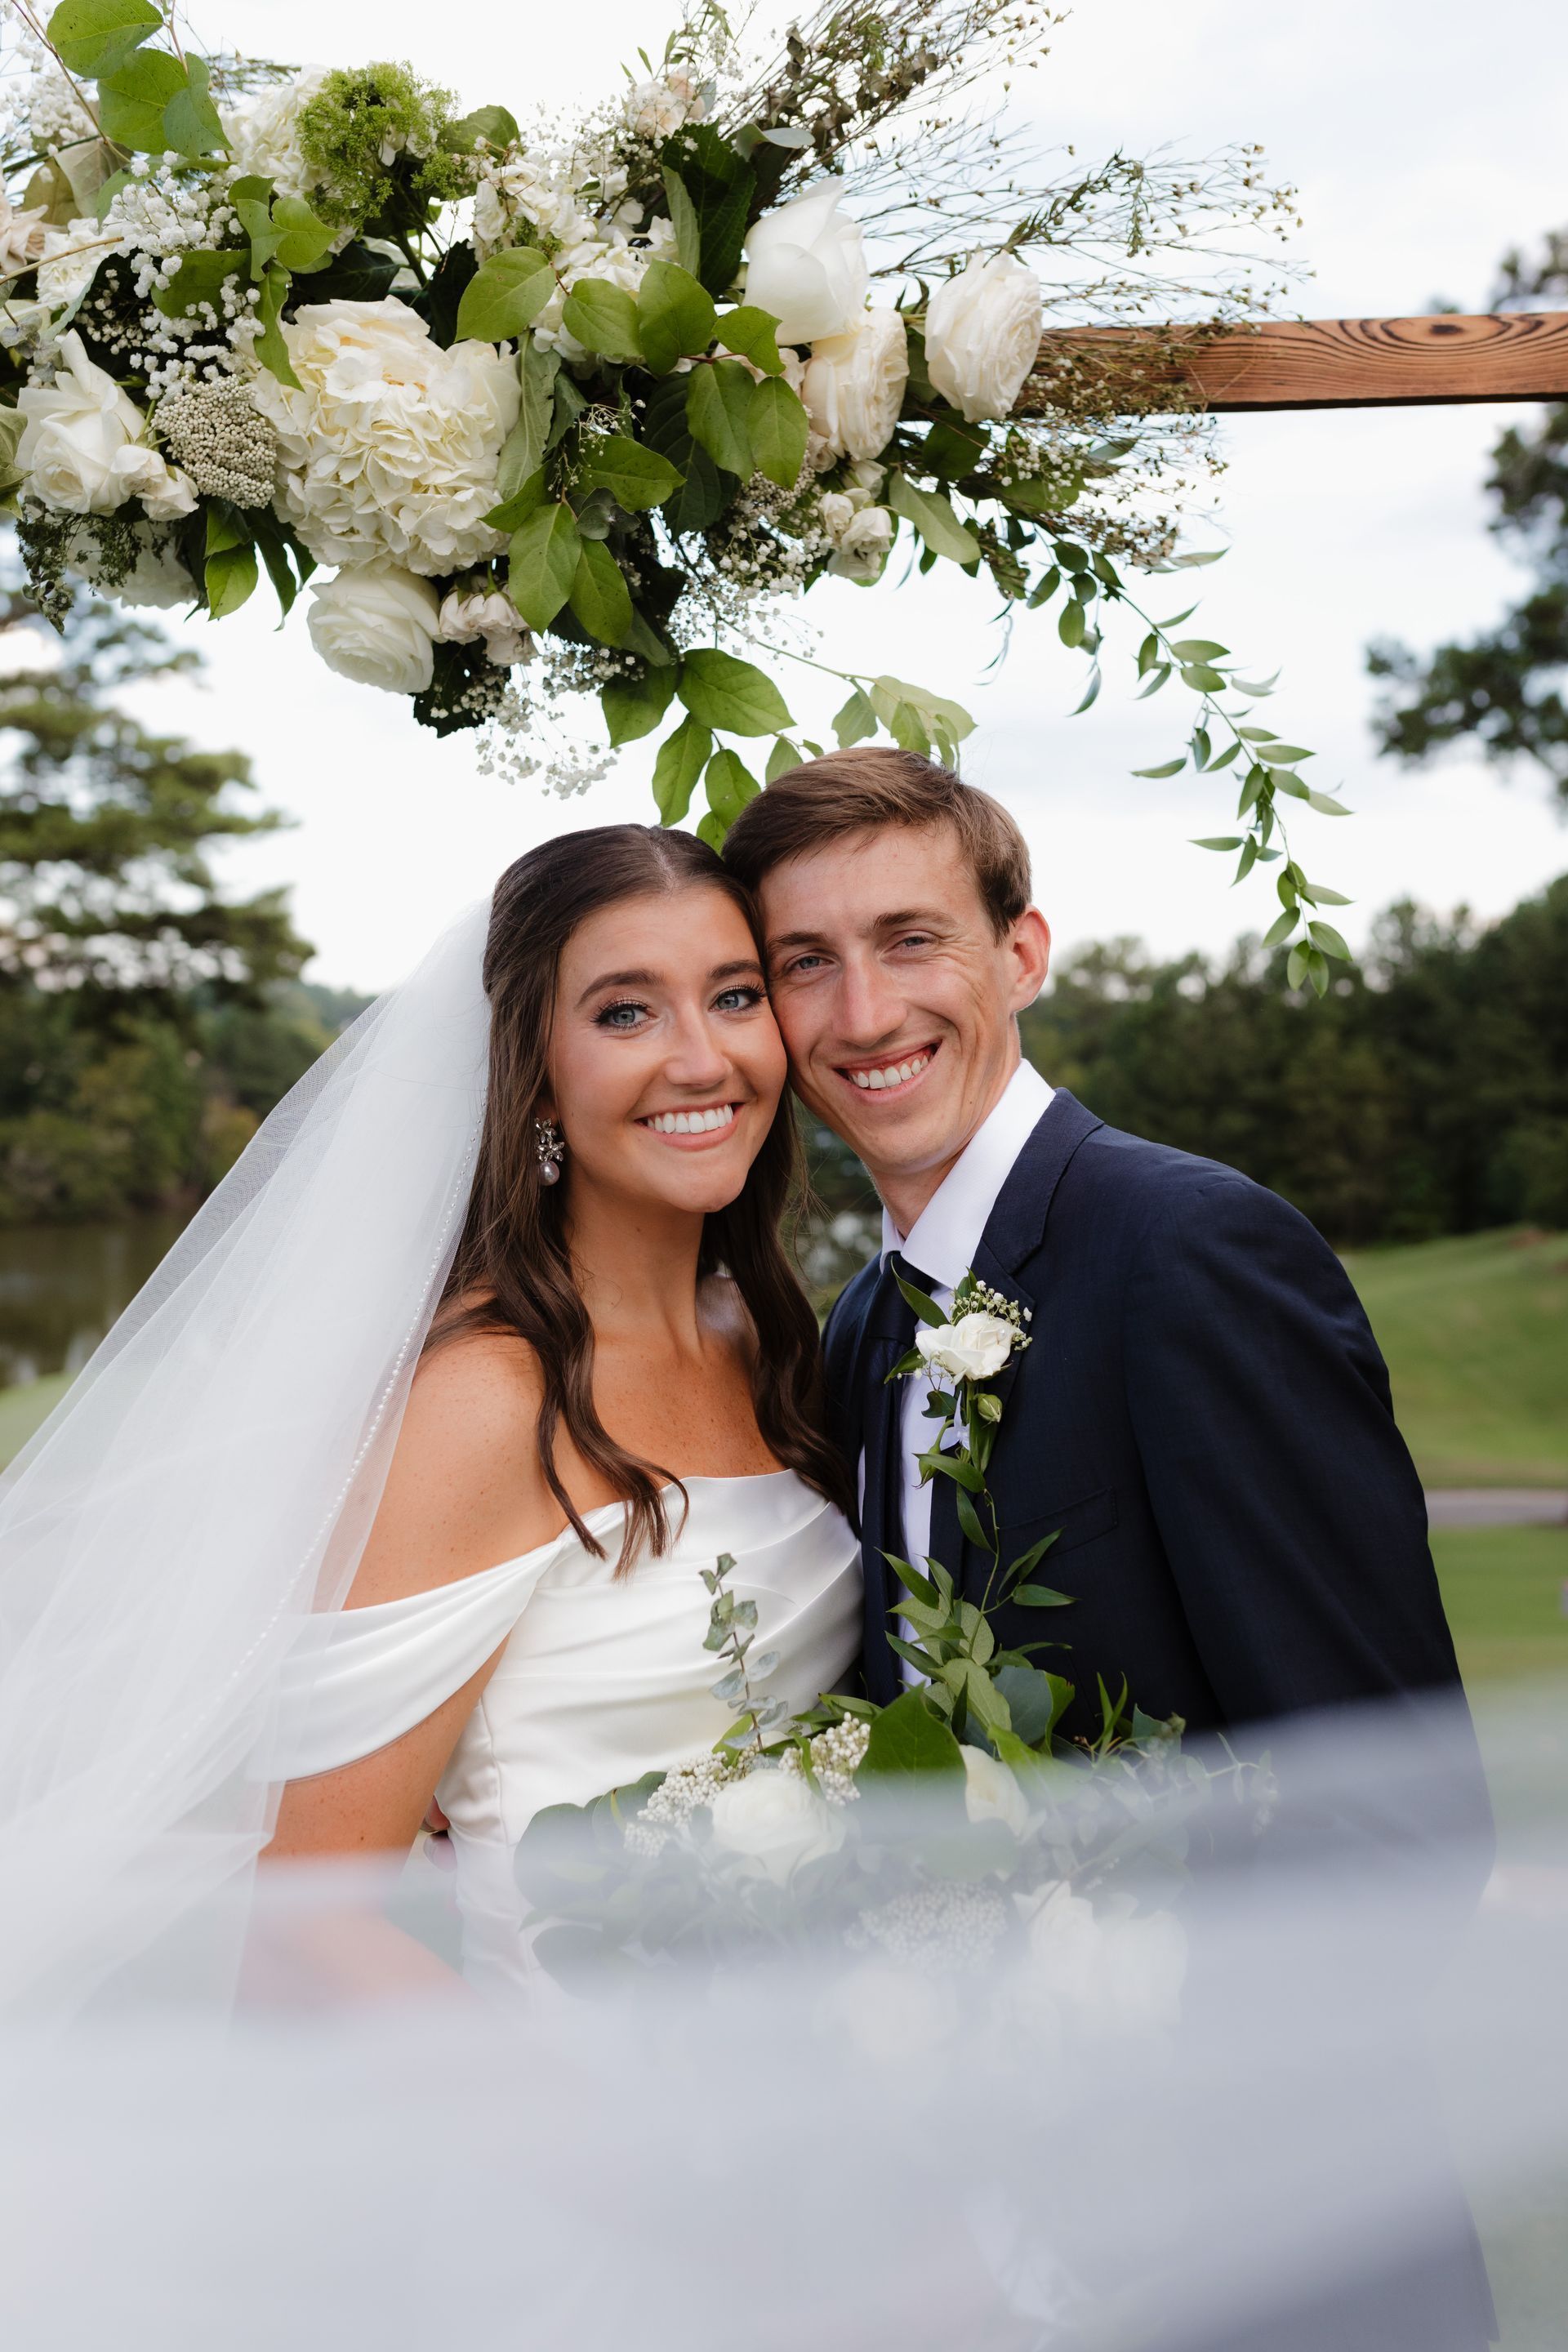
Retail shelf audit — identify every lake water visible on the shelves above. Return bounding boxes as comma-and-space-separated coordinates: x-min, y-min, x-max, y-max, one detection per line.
0, 1217, 191, 1389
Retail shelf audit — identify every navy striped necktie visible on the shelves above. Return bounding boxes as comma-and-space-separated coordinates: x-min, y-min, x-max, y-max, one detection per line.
858, 1251, 936, 1700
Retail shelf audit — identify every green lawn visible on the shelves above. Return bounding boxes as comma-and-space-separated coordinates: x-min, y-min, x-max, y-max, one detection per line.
0, 1369, 72, 1468
1342, 1227, 1568, 1487
1431, 1525, 1568, 1689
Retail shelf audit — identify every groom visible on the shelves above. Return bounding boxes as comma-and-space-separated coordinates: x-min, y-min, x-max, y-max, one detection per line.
723, 746, 1472, 1745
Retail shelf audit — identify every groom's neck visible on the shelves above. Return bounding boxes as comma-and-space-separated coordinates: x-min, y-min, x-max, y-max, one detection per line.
867, 1043, 1021, 1241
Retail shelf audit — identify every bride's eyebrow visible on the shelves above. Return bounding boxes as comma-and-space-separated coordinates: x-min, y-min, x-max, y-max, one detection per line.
574, 957, 764, 1008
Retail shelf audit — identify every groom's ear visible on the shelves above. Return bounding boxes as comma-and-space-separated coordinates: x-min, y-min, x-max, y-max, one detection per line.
1006, 907, 1052, 1010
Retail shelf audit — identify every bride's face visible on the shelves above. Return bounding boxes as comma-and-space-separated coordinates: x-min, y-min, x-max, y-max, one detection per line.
546, 884, 787, 1215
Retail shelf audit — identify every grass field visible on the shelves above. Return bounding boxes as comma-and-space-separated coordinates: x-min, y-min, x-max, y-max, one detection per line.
1342, 1227, 1568, 1487
1430, 1526, 1568, 1687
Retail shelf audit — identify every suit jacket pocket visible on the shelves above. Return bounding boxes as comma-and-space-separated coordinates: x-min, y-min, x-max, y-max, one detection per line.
1002, 1486, 1118, 1566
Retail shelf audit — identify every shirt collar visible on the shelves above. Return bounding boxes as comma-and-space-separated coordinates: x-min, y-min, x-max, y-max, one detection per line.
880, 1059, 1055, 1293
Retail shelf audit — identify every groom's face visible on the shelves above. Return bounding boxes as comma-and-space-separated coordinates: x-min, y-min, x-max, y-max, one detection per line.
757, 823, 1050, 1196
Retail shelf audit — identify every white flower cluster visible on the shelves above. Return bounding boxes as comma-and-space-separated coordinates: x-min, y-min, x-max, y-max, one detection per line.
221, 69, 333, 204
622, 1748, 740, 1859
815, 462, 893, 584
253, 299, 520, 576
155, 379, 276, 506
850, 1880, 1010, 1976
779, 1717, 871, 1806
471, 130, 678, 359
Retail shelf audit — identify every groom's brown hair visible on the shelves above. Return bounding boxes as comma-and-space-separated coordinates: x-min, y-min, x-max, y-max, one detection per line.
721, 746, 1031, 935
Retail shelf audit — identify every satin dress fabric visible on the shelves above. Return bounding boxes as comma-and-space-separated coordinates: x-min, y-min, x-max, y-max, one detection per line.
274, 1471, 861, 1993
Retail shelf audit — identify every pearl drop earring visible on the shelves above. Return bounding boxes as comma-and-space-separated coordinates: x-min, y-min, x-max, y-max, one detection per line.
533, 1116, 566, 1187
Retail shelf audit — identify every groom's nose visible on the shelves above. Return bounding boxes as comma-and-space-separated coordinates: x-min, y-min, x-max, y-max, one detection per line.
831, 948, 908, 1049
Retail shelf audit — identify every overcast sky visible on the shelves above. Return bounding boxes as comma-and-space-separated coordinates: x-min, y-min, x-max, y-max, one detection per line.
129, 0, 1568, 988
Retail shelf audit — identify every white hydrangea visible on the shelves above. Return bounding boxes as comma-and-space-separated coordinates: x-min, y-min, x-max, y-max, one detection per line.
250, 298, 522, 576
221, 69, 332, 203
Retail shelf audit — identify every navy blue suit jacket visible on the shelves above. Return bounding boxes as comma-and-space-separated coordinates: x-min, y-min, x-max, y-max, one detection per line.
823, 1089, 1468, 1739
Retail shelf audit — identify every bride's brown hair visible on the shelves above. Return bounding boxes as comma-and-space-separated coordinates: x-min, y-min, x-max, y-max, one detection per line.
430, 823, 850, 1572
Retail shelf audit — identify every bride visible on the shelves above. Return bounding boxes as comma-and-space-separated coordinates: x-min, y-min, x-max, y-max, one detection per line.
0, 823, 859, 2019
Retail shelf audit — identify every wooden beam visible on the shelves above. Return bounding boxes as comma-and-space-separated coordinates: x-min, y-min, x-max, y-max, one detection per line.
1018, 312, 1568, 415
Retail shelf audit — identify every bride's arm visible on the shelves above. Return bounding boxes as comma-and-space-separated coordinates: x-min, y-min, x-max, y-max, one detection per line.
266, 1330, 560, 1862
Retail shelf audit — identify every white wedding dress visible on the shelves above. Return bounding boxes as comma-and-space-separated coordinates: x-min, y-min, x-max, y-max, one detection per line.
274, 1469, 861, 1992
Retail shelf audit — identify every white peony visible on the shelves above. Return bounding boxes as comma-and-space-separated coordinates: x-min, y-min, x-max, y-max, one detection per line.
437, 585, 532, 667
801, 306, 909, 462
16, 330, 190, 515
742, 185, 868, 347
709, 1765, 846, 1886
307, 563, 441, 695
960, 1744, 1031, 1838
915, 1310, 1018, 1383
221, 68, 332, 203
924, 253, 1044, 424
251, 300, 521, 577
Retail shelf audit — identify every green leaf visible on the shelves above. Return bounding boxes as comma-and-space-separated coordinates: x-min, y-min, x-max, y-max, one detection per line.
695, 810, 728, 853
704, 746, 760, 826
661, 125, 754, 296
1307, 920, 1352, 960
1306, 789, 1352, 816
203, 507, 256, 621
858, 1690, 965, 1779
1286, 944, 1309, 991
577, 434, 682, 512
991, 1664, 1066, 1748
747, 374, 808, 491
885, 471, 979, 564
560, 276, 643, 363
97, 47, 185, 152
956, 1485, 990, 1556
1169, 638, 1229, 662
47, 0, 160, 78
893, 1272, 947, 1329
677, 648, 791, 737
717, 305, 783, 374
867, 675, 973, 755
163, 52, 227, 159
1192, 835, 1245, 852
1208, 738, 1241, 769
1132, 756, 1186, 779
651, 715, 711, 824
1136, 663, 1172, 698
266, 194, 335, 275
1181, 664, 1227, 693
1058, 599, 1085, 649
507, 501, 582, 630
765, 736, 800, 783
635, 259, 717, 373
490, 340, 558, 506
685, 358, 755, 478
151, 247, 243, 320
444, 104, 520, 152
833, 687, 877, 749
455, 247, 553, 343
546, 372, 587, 452
1262, 908, 1296, 949
920, 1448, 987, 1494
1070, 662, 1102, 716
602, 665, 676, 748
483, 467, 546, 535
253, 265, 299, 389
1258, 743, 1312, 765
567, 537, 633, 646
661, 165, 702, 277
1011, 1583, 1075, 1608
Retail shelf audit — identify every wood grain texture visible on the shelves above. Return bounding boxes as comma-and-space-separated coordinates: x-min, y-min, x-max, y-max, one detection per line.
1017, 313, 1568, 413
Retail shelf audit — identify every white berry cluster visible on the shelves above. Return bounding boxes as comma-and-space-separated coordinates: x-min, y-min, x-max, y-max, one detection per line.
849, 1881, 1011, 1975
780, 1717, 871, 1807
622, 1748, 742, 1859
154, 380, 277, 506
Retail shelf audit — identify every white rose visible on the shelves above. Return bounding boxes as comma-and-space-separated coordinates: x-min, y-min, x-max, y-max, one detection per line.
117, 447, 197, 519
0, 192, 50, 278
708, 1766, 846, 1886
915, 1310, 1017, 1383
829, 502, 893, 584
437, 586, 531, 667
801, 306, 908, 462
742, 185, 868, 346
924, 253, 1044, 424
1023, 1885, 1187, 2032
16, 329, 161, 514
251, 299, 521, 577
307, 563, 440, 695
960, 1744, 1031, 1838
221, 68, 332, 203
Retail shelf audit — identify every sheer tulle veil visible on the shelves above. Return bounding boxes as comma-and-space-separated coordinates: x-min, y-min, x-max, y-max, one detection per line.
0, 899, 492, 2026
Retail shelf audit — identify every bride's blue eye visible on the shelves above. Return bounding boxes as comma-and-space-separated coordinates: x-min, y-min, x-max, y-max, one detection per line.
595, 1000, 647, 1029
714, 986, 763, 1013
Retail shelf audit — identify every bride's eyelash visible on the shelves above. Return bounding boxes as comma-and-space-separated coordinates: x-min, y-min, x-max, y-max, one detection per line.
595, 997, 648, 1027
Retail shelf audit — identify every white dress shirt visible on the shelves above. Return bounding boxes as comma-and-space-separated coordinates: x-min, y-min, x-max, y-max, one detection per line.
862, 1059, 1055, 1674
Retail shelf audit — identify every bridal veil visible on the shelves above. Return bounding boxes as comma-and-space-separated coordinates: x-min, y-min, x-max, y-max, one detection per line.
0, 900, 491, 2025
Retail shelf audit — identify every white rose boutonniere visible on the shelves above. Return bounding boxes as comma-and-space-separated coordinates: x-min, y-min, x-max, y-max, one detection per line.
924, 252, 1045, 424
916, 1310, 1019, 1385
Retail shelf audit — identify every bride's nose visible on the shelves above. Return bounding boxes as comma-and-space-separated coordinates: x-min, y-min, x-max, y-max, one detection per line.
661, 1004, 733, 1092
